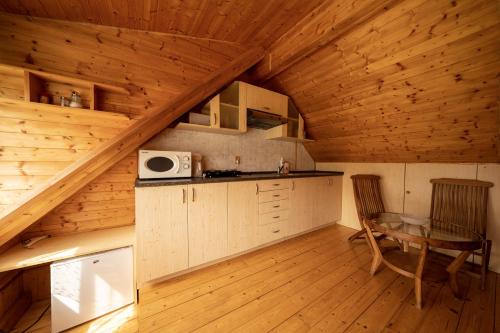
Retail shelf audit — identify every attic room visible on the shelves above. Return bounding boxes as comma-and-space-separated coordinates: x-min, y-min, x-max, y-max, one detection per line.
0, 0, 498, 332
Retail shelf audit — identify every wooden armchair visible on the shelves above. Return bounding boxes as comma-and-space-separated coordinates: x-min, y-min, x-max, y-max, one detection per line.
429, 178, 494, 289
348, 174, 386, 241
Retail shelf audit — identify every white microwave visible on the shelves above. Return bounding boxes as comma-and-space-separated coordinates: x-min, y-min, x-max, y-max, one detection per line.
138, 150, 191, 179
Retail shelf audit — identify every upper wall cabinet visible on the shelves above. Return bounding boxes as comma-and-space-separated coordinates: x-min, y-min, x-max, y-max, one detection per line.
176, 81, 247, 135
265, 99, 314, 142
244, 83, 288, 117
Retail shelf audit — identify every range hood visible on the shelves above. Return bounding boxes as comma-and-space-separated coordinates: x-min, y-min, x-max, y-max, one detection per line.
247, 109, 287, 129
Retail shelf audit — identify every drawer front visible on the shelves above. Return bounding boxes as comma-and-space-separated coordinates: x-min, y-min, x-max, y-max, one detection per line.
259, 199, 289, 214
259, 210, 289, 225
258, 179, 289, 192
257, 221, 286, 244
259, 189, 289, 203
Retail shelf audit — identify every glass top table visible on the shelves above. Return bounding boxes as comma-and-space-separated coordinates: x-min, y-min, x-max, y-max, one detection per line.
363, 213, 484, 307
368, 213, 483, 251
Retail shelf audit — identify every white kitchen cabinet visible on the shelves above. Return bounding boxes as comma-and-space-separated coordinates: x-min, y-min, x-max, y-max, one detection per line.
188, 183, 228, 267
313, 176, 342, 227
135, 186, 188, 286
289, 178, 314, 235
228, 181, 259, 255
135, 176, 342, 284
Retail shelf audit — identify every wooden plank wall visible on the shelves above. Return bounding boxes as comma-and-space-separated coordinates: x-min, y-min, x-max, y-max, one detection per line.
0, 13, 245, 239
269, 0, 500, 163
0, 99, 134, 215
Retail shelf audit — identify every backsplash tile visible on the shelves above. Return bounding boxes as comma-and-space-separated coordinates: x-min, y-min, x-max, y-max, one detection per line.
142, 128, 315, 171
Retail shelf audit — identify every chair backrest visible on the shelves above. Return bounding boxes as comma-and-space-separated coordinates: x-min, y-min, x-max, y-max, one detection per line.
430, 178, 493, 236
351, 175, 385, 226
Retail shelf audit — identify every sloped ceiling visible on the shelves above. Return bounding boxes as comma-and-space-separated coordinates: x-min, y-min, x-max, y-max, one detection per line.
0, 0, 325, 48
0, 0, 498, 164
267, 0, 500, 162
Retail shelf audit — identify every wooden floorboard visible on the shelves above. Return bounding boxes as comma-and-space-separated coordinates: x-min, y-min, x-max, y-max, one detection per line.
10, 224, 499, 333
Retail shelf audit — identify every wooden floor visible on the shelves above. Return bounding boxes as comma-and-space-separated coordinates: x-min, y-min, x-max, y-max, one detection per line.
12, 224, 500, 333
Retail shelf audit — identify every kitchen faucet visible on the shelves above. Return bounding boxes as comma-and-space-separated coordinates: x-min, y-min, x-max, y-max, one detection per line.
277, 157, 285, 175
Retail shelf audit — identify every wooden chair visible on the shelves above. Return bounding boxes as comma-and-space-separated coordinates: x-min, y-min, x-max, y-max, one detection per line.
349, 175, 386, 241
429, 178, 494, 289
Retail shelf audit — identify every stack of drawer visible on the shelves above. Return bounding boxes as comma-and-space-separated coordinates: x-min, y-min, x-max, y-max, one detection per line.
257, 179, 289, 243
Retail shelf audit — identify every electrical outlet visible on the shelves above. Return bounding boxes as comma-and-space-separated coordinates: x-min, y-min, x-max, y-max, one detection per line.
235, 156, 241, 165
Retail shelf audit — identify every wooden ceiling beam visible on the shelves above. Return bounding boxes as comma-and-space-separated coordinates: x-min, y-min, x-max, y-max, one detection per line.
0, 47, 265, 247
251, 0, 403, 82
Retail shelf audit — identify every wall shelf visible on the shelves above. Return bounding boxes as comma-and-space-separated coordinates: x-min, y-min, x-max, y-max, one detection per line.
0, 63, 130, 113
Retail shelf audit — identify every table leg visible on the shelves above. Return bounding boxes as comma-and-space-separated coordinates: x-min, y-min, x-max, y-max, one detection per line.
446, 250, 472, 297
414, 242, 428, 309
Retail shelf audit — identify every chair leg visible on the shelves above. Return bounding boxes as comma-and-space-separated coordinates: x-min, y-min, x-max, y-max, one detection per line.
481, 240, 492, 290
348, 229, 366, 242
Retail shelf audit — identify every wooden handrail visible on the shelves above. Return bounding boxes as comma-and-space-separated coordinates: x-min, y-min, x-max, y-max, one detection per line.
0, 47, 265, 247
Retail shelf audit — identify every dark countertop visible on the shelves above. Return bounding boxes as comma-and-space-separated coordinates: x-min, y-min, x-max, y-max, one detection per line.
135, 170, 344, 187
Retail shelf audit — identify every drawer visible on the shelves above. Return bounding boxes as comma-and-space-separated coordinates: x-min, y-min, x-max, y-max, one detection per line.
259, 189, 289, 203
259, 199, 289, 214
257, 220, 287, 244
259, 210, 289, 225
258, 179, 289, 192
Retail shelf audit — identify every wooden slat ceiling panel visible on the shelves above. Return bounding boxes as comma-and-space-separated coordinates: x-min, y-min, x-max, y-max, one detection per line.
0, 0, 325, 48
269, 0, 500, 162
0, 12, 246, 116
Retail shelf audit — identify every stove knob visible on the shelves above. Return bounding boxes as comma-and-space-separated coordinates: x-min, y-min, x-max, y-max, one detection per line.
183, 163, 190, 169
183, 156, 190, 161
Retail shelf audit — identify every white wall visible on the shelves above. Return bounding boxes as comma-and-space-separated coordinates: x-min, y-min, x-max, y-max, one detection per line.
142, 128, 315, 172
317, 162, 500, 273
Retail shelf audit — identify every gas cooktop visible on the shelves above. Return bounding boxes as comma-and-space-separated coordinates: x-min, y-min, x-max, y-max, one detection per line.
202, 170, 242, 178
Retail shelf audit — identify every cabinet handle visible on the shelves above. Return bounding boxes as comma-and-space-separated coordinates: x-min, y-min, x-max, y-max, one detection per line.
256, 183, 259, 194
273, 194, 280, 197
182, 188, 186, 203
213, 112, 217, 126
273, 183, 280, 186
273, 216, 280, 219
192, 187, 195, 202
272, 229, 280, 233
263, 106, 270, 110
273, 205, 280, 208
292, 181, 295, 191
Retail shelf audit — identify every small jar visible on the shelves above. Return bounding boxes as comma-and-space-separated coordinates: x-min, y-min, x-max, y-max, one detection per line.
69, 91, 83, 108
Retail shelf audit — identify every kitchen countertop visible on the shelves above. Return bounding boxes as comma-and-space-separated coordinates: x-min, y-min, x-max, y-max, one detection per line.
135, 171, 344, 187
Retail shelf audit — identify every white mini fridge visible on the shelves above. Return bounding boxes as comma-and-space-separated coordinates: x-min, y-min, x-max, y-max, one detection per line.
50, 246, 134, 332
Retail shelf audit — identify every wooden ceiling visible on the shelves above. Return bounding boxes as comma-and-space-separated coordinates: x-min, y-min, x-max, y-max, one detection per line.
0, 0, 499, 163
267, 0, 500, 162
0, 0, 324, 48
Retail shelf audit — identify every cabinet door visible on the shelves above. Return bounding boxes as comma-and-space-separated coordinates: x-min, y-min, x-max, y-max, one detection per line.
289, 178, 313, 235
135, 186, 188, 285
188, 183, 228, 267
228, 181, 259, 255
317, 177, 342, 225
245, 83, 288, 117
313, 177, 343, 227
